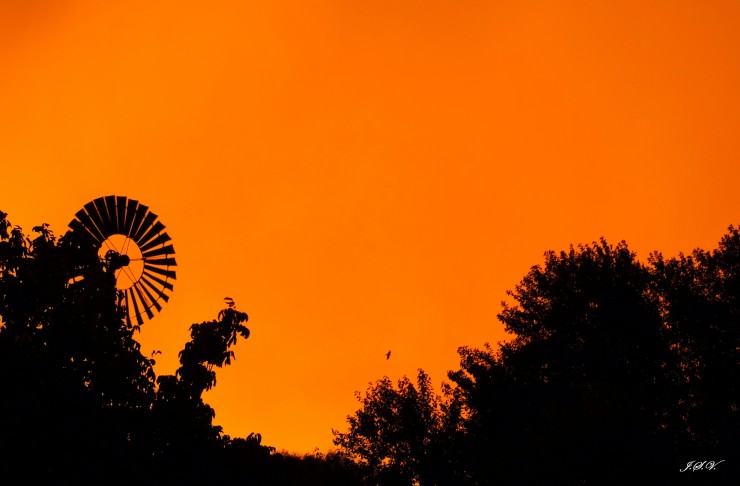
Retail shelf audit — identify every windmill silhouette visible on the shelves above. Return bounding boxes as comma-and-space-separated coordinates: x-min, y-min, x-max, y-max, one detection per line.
65, 195, 176, 327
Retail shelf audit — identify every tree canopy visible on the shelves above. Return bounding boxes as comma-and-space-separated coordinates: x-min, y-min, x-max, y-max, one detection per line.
333, 370, 464, 485
334, 229, 740, 484
0, 211, 364, 485
2, 208, 737, 484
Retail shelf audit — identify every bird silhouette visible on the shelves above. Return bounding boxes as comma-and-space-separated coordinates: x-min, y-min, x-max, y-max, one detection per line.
386, 350, 391, 360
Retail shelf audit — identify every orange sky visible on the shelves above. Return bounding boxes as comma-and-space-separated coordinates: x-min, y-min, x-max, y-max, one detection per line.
2, 1, 739, 453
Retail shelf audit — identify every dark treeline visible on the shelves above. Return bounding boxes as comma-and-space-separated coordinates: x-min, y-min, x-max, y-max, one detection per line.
0, 210, 737, 484
0, 212, 362, 485
334, 230, 739, 485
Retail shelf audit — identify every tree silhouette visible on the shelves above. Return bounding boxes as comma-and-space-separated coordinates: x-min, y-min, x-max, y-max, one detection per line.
336, 230, 740, 484
0, 213, 156, 481
0, 211, 366, 485
5, 207, 737, 484
148, 299, 259, 481
333, 370, 464, 485
650, 227, 740, 459
446, 246, 659, 483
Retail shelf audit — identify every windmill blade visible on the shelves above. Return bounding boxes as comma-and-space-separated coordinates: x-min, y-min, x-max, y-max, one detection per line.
142, 244, 175, 259
128, 203, 149, 240
68, 218, 102, 245
140, 274, 170, 303
138, 280, 163, 313
93, 197, 115, 236
133, 283, 155, 320
144, 263, 177, 280
142, 270, 175, 291
73, 209, 105, 242
85, 202, 108, 240
143, 257, 177, 267
143, 264, 177, 281
140, 233, 171, 253
128, 288, 144, 326
104, 195, 119, 233
123, 199, 140, 234
115, 196, 127, 234
137, 221, 165, 248
133, 212, 157, 242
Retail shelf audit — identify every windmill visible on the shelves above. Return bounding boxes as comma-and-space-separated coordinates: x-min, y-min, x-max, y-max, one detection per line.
65, 195, 176, 328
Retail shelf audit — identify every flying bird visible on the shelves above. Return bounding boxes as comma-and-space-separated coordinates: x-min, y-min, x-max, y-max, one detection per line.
385, 350, 391, 360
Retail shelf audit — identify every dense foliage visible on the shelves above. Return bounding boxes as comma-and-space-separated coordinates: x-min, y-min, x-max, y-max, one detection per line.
3, 208, 737, 484
333, 370, 465, 485
0, 212, 364, 485
335, 230, 740, 484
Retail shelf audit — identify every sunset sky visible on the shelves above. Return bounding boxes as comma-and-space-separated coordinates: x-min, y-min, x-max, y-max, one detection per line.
2, 1, 739, 453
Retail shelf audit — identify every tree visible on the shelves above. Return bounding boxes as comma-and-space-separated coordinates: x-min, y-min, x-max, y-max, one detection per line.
650, 226, 740, 458
0, 213, 263, 481
448, 235, 738, 483
333, 370, 464, 485
449, 239, 681, 482
0, 210, 369, 484
337, 230, 739, 484
149, 298, 260, 481
0, 213, 157, 481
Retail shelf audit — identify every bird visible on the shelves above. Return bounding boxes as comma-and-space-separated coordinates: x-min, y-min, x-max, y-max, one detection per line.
385, 350, 391, 360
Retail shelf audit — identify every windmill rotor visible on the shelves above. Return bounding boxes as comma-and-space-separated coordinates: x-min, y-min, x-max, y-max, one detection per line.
66, 195, 176, 327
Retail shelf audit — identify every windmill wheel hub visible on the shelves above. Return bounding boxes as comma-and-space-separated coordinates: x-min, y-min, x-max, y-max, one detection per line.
106, 251, 131, 271
100, 234, 144, 289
